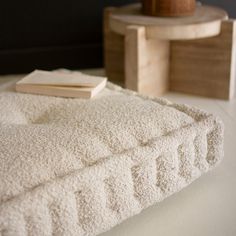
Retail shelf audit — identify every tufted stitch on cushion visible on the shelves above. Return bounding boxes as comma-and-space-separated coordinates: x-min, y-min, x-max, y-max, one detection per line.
0, 82, 223, 236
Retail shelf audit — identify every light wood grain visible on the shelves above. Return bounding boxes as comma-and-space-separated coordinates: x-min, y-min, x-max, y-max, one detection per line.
170, 20, 236, 100
110, 3, 228, 40
15, 70, 107, 98
125, 26, 170, 96
104, 4, 235, 99
17, 70, 105, 87
104, 7, 125, 86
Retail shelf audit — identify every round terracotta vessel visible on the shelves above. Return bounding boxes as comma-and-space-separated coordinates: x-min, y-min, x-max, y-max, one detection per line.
142, 0, 196, 17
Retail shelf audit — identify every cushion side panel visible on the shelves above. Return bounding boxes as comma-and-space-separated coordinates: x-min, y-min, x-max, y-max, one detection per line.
0, 115, 224, 236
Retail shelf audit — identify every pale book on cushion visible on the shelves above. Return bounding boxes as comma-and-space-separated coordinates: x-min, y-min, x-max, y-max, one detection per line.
0, 81, 223, 236
15, 70, 107, 98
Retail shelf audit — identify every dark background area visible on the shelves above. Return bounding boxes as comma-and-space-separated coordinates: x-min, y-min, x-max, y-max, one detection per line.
0, 0, 235, 74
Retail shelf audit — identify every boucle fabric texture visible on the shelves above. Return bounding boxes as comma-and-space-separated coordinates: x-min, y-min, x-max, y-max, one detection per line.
0, 82, 223, 236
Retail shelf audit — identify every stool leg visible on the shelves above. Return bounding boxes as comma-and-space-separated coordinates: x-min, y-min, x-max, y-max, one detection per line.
104, 7, 125, 86
170, 20, 236, 100
125, 25, 170, 96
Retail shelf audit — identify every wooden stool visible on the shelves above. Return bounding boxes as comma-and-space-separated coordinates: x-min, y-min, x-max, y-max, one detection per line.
104, 3, 236, 100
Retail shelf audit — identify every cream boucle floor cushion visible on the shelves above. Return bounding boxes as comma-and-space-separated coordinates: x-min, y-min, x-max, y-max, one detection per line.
0, 82, 223, 236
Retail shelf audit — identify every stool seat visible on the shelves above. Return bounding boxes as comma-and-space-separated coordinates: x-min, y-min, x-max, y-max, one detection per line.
110, 3, 228, 40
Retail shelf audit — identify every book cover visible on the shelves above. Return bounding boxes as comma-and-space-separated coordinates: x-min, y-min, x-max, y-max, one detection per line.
16, 70, 107, 98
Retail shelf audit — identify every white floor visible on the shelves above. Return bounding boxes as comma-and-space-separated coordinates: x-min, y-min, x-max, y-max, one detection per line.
0, 71, 235, 236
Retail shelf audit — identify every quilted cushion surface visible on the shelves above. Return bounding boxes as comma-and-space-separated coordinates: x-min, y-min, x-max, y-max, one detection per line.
0, 82, 223, 236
